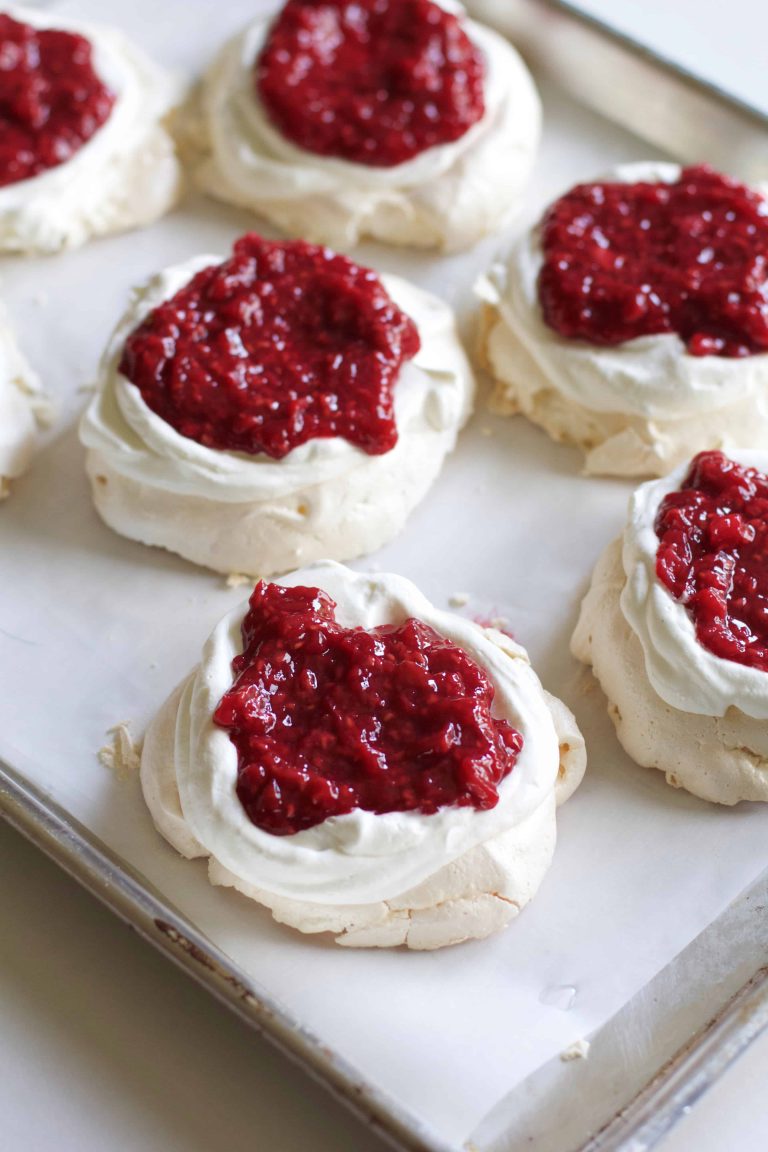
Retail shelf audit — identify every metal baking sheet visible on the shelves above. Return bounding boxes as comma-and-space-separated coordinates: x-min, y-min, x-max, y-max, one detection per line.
467, 0, 768, 182
3, 3, 768, 1151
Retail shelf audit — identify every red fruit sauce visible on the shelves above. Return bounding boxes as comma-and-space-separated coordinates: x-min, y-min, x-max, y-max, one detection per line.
255, 0, 486, 168
119, 235, 420, 459
538, 166, 768, 357
0, 13, 115, 188
213, 582, 523, 835
656, 451, 768, 670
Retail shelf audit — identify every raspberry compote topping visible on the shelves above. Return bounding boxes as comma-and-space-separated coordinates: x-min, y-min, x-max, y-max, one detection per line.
213, 582, 523, 835
539, 166, 768, 357
255, 0, 486, 168
655, 451, 768, 670
119, 235, 420, 459
0, 14, 115, 188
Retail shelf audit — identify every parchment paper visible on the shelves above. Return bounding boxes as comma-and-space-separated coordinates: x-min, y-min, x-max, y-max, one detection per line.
2, 2, 767, 1147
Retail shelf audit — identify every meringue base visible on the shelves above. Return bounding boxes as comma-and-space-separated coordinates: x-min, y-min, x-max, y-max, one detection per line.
194, 151, 527, 255
571, 539, 768, 804
85, 422, 456, 577
141, 677, 584, 949
0, 122, 182, 256
480, 305, 765, 479
212, 797, 556, 950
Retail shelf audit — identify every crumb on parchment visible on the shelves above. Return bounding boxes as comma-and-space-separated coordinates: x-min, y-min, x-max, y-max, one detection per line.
226, 572, 251, 588
560, 1039, 590, 1062
473, 613, 514, 640
98, 722, 142, 780
449, 592, 470, 607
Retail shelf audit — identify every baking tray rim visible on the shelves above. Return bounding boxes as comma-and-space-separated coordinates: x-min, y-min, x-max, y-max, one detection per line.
494, 0, 768, 130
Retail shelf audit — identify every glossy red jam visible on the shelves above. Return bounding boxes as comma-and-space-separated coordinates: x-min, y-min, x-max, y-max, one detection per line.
0, 14, 115, 188
119, 235, 420, 459
213, 582, 523, 835
539, 166, 768, 357
255, 0, 486, 168
656, 451, 768, 670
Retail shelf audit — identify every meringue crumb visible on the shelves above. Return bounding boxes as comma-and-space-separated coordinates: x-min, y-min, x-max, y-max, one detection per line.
226, 572, 251, 588
77, 382, 97, 395
473, 614, 515, 640
578, 677, 597, 697
560, 1039, 590, 1062
480, 426, 494, 437
449, 592, 470, 607
26, 392, 54, 426
98, 722, 142, 780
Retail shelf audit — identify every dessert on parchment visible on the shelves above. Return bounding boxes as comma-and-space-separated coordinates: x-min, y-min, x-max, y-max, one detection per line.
79, 233, 474, 575
0, 307, 43, 497
141, 562, 586, 949
0, 7, 182, 253
185, 0, 540, 251
573, 450, 768, 804
478, 163, 768, 476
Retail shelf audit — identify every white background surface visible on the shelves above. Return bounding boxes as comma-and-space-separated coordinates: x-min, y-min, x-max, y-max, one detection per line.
3, 2, 768, 1151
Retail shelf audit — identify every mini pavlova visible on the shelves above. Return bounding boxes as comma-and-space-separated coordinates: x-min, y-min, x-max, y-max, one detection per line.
141, 563, 586, 949
573, 450, 768, 804
0, 6, 182, 254
478, 163, 768, 477
79, 234, 474, 576
184, 0, 540, 252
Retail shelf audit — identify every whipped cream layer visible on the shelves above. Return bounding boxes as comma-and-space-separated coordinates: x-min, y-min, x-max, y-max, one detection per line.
156, 563, 569, 906
0, 6, 183, 253
621, 450, 768, 720
80, 252, 472, 502
479, 162, 768, 474
0, 306, 44, 491
192, 2, 540, 250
